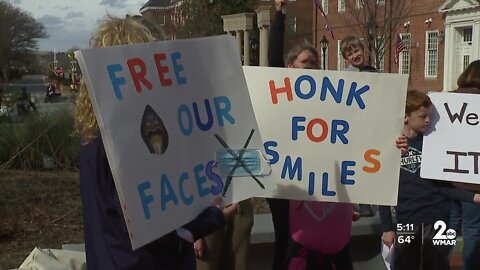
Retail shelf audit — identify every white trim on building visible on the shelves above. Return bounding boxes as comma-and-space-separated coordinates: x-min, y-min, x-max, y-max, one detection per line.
439, 0, 480, 91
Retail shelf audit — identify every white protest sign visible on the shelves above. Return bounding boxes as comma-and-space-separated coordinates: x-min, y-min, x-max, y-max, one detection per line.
75, 35, 274, 249
421, 92, 480, 184
244, 66, 408, 205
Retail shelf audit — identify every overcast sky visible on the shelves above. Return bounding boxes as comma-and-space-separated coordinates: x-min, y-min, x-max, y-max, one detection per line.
11, 0, 146, 52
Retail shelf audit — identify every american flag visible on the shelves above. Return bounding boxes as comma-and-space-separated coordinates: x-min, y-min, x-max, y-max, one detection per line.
313, 0, 335, 40
394, 34, 406, 67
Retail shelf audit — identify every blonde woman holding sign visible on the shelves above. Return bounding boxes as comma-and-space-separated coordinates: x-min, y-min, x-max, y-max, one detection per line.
75, 15, 237, 270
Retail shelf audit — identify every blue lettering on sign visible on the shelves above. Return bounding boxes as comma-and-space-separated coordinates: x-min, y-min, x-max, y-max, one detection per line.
138, 181, 154, 219
107, 64, 126, 100
264, 141, 280, 165
177, 96, 236, 136
281, 156, 303, 180
171, 52, 187, 85
206, 161, 223, 195
160, 174, 178, 211
341, 161, 356, 185
136, 161, 225, 218
178, 172, 193, 206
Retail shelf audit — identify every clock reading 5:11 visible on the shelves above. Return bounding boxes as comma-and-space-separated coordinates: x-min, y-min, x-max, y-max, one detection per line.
397, 223, 414, 232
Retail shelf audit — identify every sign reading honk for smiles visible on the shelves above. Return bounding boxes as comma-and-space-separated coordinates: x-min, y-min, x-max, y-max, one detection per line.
244, 66, 408, 205
75, 36, 275, 250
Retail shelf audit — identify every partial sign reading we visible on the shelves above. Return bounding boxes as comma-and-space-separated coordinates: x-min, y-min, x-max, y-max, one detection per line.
422, 92, 480, 184
443, 102, 479, 175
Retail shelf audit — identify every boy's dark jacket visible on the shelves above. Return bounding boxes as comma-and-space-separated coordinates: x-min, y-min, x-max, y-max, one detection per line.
379, 135, 475, 232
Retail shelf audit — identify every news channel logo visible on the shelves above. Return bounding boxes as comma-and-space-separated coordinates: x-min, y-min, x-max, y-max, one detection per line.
432, 220, 457, 246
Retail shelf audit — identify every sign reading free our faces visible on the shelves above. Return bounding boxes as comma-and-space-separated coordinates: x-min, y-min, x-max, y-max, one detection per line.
421, 92, 480, 184
75, 36, 274, 249
244, 66, 408, 205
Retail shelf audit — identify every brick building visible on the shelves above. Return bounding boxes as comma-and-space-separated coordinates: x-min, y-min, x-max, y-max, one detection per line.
138, 0, 480, 90
259, 0, 314, 51
139, 0, 314, 53
439, 0, 480, 91
312, 0, 480, 92
139, 0, 183, 40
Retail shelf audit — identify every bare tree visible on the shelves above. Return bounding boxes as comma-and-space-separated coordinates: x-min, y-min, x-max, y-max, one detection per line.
343, 0, 412, 72
0, 1, 48, 81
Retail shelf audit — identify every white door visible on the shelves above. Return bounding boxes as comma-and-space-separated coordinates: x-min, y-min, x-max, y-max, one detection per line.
461, 27, 473, 72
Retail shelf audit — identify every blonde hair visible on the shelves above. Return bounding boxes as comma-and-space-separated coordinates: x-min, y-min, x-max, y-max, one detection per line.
75, 15, 160, 143
340, 35, 364, 58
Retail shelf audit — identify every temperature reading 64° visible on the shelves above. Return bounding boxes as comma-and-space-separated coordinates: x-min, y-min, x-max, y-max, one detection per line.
397, 235, 415, 244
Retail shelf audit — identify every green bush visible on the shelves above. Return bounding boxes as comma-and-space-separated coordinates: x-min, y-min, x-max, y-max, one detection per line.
0, 109, 79, 170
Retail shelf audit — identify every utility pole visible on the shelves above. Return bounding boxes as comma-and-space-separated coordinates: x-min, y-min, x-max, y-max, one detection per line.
53, 48, 58, 69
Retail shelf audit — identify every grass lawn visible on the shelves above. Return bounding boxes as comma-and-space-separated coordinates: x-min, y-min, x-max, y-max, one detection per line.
0, 169, 270, 269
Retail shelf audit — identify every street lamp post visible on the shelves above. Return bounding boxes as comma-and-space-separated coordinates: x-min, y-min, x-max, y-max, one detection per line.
320, 35, 329, 70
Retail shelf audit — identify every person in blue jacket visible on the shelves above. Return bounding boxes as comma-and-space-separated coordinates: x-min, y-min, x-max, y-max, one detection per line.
74, 15, 238, 270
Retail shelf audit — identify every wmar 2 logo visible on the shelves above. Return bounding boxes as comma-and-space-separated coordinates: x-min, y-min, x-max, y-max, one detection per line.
432, 220, 457, 246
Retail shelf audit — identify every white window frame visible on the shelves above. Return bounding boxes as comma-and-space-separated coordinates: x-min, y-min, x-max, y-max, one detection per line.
338, 0, 345, 12
287, 16, 297, 33
322, 0, 328, 14
399, 33, 411, 75
463, 55, 470, 72
425, 31, 439, 78
356, 0, 364, 8
463, 27, 473, 43
337, 40, 346, 70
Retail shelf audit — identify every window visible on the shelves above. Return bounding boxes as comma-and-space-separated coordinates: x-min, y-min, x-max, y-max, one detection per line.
356, 0, 364, 8
322, 0, 328, 14
377, 0, 385, 4
463, 55, 470, 71
287, 16, 297, 33
338, 0, 345, 11
425, 31, 439, 77
337, 40, 347, 70
463, 28, 472, 43
399, 34, 411, 75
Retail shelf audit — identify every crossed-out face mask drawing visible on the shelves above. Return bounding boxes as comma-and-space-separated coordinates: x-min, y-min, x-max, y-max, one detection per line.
214, 129, 268, 197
